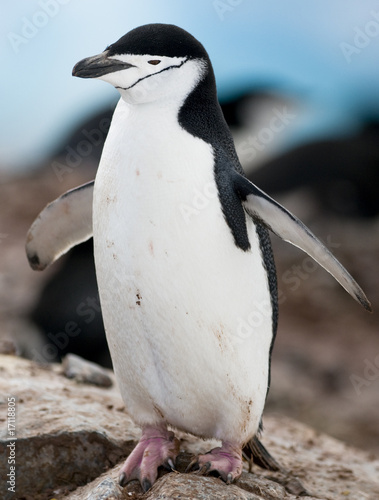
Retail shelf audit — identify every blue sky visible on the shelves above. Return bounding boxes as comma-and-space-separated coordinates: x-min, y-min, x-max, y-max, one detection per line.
2, 0, 379, 172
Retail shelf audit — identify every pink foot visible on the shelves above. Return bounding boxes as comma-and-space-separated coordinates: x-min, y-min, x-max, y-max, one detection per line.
187, 442, 243, 483
119, 425, 180, 492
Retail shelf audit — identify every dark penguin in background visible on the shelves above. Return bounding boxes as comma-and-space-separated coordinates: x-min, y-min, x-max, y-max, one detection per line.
26, 24, 371, 491
250, 121, 379, 218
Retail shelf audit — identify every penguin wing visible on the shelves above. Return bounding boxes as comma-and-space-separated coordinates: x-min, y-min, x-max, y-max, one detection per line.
233, 172, 372, 311
26, 181, 94, 271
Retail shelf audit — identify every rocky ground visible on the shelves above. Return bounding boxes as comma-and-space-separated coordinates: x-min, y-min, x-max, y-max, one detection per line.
0, 167, 378, 498
1, 354, 378, 500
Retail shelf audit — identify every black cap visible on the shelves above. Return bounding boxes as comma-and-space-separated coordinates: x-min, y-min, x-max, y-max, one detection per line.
106, 23, 208, 60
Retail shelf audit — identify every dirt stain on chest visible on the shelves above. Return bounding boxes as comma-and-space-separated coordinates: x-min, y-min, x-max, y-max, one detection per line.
148, 240, 154, 256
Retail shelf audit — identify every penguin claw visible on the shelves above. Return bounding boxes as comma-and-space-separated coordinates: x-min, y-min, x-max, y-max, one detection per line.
167, 458, 176, 470
119, 472, 127, 487
141, 478, 152, 492
186, 457, 200, 473
197, 462, 211, 475
163, 457, 176, 471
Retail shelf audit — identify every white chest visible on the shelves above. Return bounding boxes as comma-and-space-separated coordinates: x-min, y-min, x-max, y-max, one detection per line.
92, 97, 273, 443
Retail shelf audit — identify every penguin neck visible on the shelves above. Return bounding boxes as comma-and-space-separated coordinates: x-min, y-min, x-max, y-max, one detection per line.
178, 65, 234, 149
179, 64, 250, 251
116, 62, 235, 155
103, 89, 214, 181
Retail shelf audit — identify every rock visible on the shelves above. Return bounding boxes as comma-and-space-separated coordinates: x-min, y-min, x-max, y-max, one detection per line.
0, 338, 18, 355
0, 355, 139, 500
0, 355, 378, 500
144, 473, 263, 500
235, 473, 287, 499
62, 353, 113, 387
86, 478, 123, 500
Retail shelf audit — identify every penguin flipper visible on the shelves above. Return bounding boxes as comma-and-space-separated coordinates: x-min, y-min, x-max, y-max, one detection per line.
26, 181, 94, 271
233, 172, 372, 312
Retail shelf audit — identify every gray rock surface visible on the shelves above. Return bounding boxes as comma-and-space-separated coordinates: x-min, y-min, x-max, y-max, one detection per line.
1, 354, 378, 500
0, 354, 138, 500
62, 353, 113, 387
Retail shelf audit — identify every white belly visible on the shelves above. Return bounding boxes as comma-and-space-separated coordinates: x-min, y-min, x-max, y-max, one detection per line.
93, 98, 273, 444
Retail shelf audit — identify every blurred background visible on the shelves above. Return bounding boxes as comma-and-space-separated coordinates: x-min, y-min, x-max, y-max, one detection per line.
1, 0, 378, 456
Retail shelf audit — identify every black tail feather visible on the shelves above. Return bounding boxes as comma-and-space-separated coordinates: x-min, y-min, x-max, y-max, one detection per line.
243, 435, 281, 472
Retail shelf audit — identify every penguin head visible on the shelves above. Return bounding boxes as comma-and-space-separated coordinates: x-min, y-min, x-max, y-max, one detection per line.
73, 24, 211, 105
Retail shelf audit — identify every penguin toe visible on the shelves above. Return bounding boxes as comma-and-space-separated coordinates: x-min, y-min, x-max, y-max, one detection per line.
186, 442, 243, 483
118, 426, 180, 491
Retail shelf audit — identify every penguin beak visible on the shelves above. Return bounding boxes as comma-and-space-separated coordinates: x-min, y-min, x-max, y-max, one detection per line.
72, 51, 135, 79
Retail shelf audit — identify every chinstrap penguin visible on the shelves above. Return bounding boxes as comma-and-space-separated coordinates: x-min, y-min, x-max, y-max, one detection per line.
26, 23, 371, 492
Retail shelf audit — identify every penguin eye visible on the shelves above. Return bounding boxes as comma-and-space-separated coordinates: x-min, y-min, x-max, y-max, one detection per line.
148, 60, 161, 65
